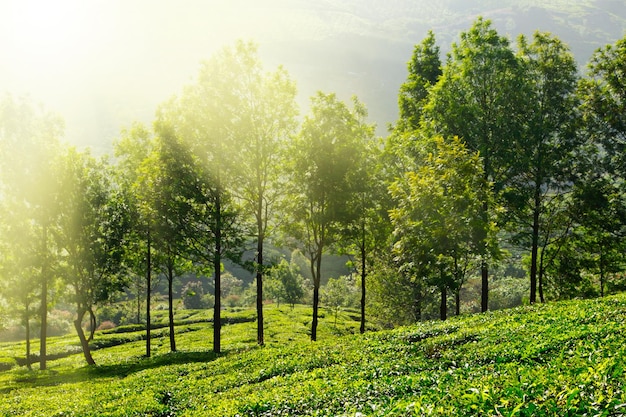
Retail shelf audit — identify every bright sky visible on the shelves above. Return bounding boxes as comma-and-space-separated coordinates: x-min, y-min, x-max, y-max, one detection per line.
0, 0, 331, 153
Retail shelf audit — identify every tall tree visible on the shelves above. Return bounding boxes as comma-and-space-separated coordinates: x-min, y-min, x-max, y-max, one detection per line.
336, 105, 381, 334
224, 42, 298, 346
149, 125, 198, 352
505, 32, 580, 304
113, 123, 157, 357
424, 18, 523, 312
162, 42, 247, 354
284, 92, 367, 341
0, 204, 40, 369
0, 95, 63, 370
56, 148, 130, 366
389, 136, 489, 321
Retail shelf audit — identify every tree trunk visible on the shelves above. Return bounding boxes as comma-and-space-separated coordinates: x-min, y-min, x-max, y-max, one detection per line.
455, 289, 461, 316
359, 230, 366, 334
136, 279, 141, 324
440, 286, 447, 321
24, 307, 31, 370
40, 224, 48, 370
311, 249, 322, 342
74, 309, 96, 366
213, 193, 222, 354
256, 230, 264, 346
146, 230, 152, 358
529, 183, 541, 304
311, 285, 319, 342
480, 198, 489, 313
168, 264, 176, 352
538, 247, 546, 303
599, 245, 605, 297
481, 262, 489, 312
87, 308, 96, 342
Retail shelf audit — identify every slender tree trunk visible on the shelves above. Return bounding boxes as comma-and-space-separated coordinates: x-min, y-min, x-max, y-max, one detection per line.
256, 227, 264, 346
440, 286, 447, 321
480, 197, 489, 313
599, 245, 605, 297
481, 262, 489, 312
311, 248, 322, 342
24, 307, 31, 370
359, 225, 366, 334
538, 247, 546, 303
414, 295, 422, 322
74, 309, 96, 366
87, 308, 96, 342
529, 183, 541, 304
213, 193, 222, 354
168, 264, 176, 352
146, 230, 152, 358
136, 279, 141, 324
40, 225, 48, 371
455, 289, 461, 316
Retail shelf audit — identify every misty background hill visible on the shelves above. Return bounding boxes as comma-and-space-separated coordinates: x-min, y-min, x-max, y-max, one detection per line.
2, 0, 624, 150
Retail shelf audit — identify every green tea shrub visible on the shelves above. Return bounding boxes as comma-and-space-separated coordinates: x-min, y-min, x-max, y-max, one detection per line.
0, 357, 16, 371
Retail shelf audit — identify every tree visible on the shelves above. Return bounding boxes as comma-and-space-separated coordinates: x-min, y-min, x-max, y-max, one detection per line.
284, 92, 368, 341
571, 177, 626, 297
181, 281, 205, 310
396, 30, 442, 133
337, 111, 382, 334
113, 122, 157, 357
505, 31, 580, 304
0, 205, 40, 369
579, 34, 626, 175
424, 18, 523, 312
55, 148, 130, 366
389, 136, 489, 321
0, 94, 63, 370
266, 259, 304, 308
223, 42, 298, 345
322, 276, 358, 325
574, 35, 626, 299
148, 124, 199, 352
162, 43, 247, 353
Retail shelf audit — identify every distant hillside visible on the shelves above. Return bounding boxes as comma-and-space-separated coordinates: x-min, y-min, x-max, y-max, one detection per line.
258, 0, 626, 134
7, 1, 622, 150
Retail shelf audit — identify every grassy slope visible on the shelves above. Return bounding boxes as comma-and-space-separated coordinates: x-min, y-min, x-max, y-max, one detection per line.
1, 296, 626, 416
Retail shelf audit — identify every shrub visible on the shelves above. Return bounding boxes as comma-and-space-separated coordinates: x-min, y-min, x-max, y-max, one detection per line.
0, 357, 16, 371
96, 320, 116, 331
181, 281, 205, 310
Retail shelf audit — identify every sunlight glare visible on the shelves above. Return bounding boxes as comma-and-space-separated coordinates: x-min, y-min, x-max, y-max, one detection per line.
5, 0, 106, 77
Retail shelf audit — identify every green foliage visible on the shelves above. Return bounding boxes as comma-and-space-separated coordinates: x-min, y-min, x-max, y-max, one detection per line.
322, 275, 359, 323
389, 136, 490, 319
2, 296, 626, 415
396, 30, 442, 132
181, 281, 206, 310
266, 259, 305, 308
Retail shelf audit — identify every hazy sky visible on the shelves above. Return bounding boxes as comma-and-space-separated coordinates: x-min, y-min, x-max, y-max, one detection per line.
2, 0, 623, 153
0, 0, 345, 152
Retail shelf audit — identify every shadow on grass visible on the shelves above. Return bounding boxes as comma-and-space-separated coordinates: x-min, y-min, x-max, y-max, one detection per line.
89, 349, 222, 378
1, 349, 223, 394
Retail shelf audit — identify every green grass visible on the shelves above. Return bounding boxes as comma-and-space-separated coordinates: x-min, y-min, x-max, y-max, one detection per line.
1, 297, 626, 416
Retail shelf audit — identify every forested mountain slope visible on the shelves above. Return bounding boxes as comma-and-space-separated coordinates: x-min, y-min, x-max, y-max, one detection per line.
261, 0, 626, 135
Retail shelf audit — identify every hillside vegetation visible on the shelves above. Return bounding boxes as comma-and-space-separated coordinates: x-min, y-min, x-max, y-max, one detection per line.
1, 296, 626, 416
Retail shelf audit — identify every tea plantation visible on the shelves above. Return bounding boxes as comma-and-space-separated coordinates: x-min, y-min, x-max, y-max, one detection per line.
1, 296, 626, 416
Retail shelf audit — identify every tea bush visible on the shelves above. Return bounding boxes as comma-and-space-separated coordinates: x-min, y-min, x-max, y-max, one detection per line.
1, 298, 626, 416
